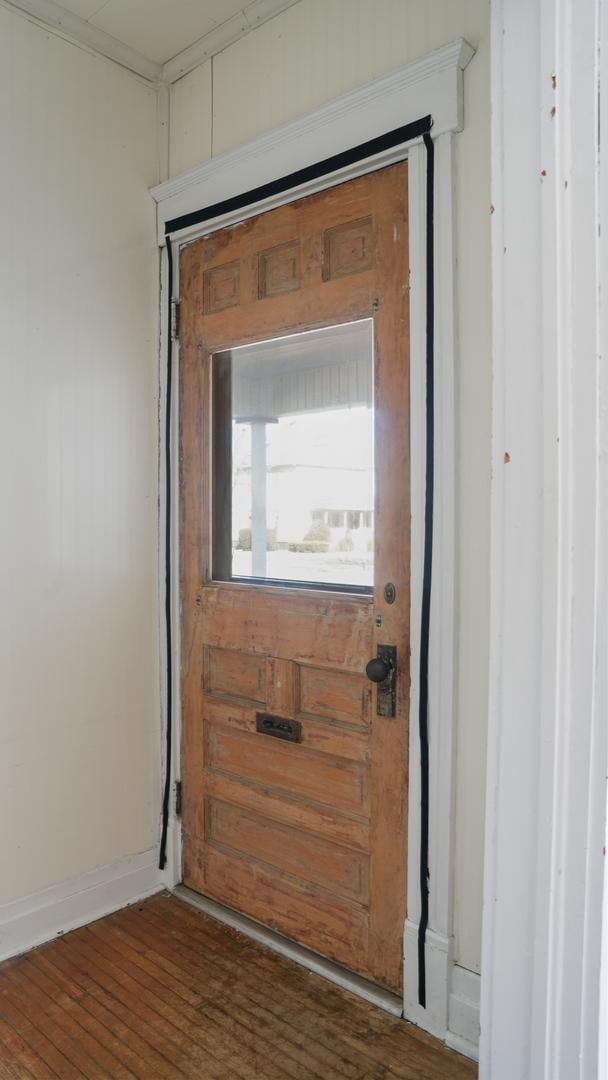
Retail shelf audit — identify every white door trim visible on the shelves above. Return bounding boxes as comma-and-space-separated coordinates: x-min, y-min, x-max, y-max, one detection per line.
403, 130, 459, 1043
152, 39, 473, 1046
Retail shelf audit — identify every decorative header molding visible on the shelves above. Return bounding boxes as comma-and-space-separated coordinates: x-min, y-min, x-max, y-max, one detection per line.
150, 38, 474, 245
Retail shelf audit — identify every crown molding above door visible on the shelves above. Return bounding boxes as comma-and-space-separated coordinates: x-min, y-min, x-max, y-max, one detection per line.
151, 38, 474, 245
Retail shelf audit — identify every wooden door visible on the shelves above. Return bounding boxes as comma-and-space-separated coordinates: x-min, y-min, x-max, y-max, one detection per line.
179, 164, 410, 993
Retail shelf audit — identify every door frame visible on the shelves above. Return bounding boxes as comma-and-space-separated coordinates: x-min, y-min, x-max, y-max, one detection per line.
151, 37, 473, 1048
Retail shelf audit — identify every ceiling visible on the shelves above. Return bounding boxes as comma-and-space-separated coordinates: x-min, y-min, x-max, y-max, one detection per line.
8, 0, 300, 81
55, 0, 249, 65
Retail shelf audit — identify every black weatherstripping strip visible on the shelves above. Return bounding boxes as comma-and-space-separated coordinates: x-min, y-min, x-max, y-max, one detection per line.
417, 131, 435, 1008
164, 115, 432, 236
158, 237, 174, 872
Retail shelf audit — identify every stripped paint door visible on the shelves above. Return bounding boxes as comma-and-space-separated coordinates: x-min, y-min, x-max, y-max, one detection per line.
179, 164, 410, 992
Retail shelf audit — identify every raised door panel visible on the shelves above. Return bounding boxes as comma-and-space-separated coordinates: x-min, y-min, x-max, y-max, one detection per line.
205, 720, 369, 816
191, 842, 370, 972
200, 586, 372, 671
207, 800, 369, 904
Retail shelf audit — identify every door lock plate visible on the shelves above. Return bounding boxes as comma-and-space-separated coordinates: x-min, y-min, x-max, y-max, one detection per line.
374, 644, 397, 717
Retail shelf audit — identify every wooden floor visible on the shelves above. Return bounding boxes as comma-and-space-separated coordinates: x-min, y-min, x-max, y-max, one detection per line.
0, 893, 476, 1079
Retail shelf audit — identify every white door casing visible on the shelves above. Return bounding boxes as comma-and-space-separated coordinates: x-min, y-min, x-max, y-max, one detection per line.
151, 38, 474, 1047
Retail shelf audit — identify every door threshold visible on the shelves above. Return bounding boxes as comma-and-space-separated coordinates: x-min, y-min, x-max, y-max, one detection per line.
173, 884, 403, 1018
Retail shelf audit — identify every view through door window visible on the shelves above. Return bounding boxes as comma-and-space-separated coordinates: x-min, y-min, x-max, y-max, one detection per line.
212, 320, 374, 591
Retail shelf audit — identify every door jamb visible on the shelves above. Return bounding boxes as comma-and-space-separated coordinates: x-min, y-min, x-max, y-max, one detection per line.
152, 38, 472, 1046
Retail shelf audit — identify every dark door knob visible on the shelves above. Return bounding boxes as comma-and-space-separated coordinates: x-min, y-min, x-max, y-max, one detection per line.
366, 656, 391, 683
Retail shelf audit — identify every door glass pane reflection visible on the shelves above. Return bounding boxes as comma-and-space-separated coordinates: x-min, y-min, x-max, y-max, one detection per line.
213, 319, 374, 592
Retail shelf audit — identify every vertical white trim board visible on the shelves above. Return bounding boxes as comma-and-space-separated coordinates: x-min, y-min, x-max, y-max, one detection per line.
599, 2, 608, 1078
405, 130, 457, 1043
151, 39, 474, 1047
157, 237, 183, 895
0, 850, 164, 964
481, 0, 608, 1076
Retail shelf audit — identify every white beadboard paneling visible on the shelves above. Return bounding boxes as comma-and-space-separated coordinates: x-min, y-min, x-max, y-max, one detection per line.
169, 59, 213, 177
0, 8, 160, 903
169, 0, 489, 977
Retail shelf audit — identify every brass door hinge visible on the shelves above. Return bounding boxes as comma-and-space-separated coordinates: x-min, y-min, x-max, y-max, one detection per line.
170, 299, 180, 341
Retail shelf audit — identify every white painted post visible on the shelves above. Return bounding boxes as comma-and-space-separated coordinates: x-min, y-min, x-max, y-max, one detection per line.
250, 421, 267, 577
481, 0, 608, 1076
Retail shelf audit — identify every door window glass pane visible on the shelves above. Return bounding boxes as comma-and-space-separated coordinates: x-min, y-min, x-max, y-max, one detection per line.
212, 320, 374, 592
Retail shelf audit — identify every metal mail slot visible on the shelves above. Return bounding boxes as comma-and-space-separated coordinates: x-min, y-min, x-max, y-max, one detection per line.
255, 713, 302, 743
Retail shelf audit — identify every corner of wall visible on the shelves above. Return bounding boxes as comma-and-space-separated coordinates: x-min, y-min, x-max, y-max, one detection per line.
0, 852, 165, 965
446, 965, 480, 1062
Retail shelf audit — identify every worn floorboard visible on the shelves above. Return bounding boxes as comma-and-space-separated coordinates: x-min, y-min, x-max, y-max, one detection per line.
0, 893, 476, 1079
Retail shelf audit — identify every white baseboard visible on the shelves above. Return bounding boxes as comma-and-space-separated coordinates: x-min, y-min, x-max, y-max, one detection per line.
160, 817, 182, 890
403, 920, 480, 1062
403, 919, 451, 1038
447, 965, 480, 1062
0, 848, 164, 963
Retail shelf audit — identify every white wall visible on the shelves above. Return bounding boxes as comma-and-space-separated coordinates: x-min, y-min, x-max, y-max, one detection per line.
168, 0, 491, 976
0, 7, 160, 904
